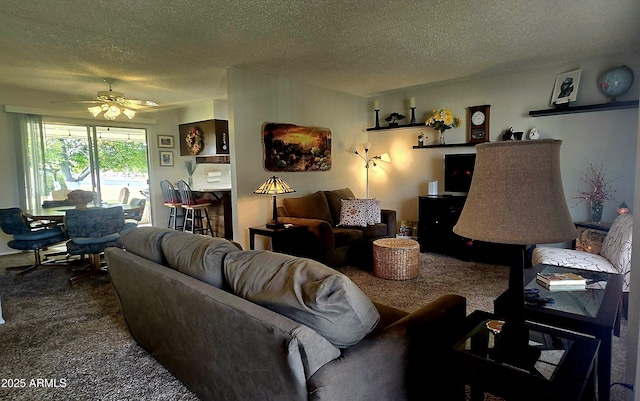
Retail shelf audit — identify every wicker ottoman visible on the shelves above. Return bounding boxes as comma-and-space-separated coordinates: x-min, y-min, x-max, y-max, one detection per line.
373, 238, 420, 280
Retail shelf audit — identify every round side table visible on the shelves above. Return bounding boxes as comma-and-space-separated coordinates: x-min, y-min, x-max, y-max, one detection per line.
373, 238, 420, 280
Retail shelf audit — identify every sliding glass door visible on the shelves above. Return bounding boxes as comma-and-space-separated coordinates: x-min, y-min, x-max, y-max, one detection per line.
39, 123, 151, 224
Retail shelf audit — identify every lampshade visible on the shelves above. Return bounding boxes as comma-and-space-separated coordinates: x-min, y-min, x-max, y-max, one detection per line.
254, 176, 296, 195
453, 139, 576, 245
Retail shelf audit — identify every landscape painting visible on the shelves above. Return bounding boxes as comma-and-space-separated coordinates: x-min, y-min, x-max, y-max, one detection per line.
262, 122, 332, 172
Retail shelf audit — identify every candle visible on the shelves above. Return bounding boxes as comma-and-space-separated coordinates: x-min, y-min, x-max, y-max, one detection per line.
374, 100, 380, 110
410, 97, 416, 108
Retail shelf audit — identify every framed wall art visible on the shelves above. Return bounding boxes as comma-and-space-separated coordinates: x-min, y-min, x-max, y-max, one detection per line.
551, 69, 581, 105
262, 122, 332, 172
158, 135, 175, 148
159, 151, 174, 166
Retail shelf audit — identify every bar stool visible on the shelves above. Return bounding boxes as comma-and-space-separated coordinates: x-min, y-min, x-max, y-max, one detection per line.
160, 179, 183, 230
176, 180, 214, 236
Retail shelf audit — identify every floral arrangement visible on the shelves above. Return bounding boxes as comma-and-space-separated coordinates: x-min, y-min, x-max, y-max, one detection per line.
185, 127, 203, 155
573, 163, 617, 205
425, 108, 461, 132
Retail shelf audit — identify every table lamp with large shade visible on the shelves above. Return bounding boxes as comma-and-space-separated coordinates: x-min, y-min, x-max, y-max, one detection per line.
453, 139, 577, 364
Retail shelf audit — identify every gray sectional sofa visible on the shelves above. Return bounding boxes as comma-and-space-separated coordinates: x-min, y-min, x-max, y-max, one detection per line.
105, 227, 466, 401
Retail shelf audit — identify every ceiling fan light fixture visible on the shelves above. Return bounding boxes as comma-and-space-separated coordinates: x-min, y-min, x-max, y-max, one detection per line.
122, 108, 136, 119
83, 79, 157, 120
103, 105, 121, 120
88, 105, 103, 117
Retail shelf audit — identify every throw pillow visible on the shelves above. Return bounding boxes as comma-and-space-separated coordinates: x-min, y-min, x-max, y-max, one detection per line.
224, 250, 380, 348
363, 198, 381, 225
337, 198, 381, 227
337, 199, 368, 227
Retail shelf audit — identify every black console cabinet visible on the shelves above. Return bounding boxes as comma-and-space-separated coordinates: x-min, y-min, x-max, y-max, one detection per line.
418, 195, 513, 265
418, 195, 467, 255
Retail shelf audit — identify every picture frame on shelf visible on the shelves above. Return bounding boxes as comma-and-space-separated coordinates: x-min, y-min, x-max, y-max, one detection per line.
551, 69, 581, 106
158, 135, 174, 148
159, 151, 174, 166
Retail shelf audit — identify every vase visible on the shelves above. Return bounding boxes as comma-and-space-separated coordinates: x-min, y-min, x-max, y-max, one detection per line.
439, 130, 446, 145
188, 176, 193, 187
591, 201, 603, 224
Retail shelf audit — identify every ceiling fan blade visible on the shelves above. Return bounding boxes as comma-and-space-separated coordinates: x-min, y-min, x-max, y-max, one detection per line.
121, 99, 159, 107
52, 99, 103, 104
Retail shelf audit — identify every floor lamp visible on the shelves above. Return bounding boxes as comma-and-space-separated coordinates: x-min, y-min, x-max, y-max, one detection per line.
254, 176, 296, 229
347, 143, 391, 198
453, 139, 577, 366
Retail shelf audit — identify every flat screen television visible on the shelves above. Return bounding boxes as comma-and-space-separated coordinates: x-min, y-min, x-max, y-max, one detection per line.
444, 153, 476, 194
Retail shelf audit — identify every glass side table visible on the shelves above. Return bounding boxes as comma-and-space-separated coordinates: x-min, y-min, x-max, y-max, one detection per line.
451, 310, 599, 401
494, 264, 623, 401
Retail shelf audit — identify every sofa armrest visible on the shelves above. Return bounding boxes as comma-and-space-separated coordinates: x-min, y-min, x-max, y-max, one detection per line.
307, 294, 466, 401
381, 209, 397, 238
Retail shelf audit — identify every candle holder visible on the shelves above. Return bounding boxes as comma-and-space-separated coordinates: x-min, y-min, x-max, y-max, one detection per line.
374, 109, 380, 128
410, 107, 416, 124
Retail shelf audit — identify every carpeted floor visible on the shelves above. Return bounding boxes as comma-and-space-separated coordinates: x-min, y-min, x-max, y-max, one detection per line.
0, 250, 629, 400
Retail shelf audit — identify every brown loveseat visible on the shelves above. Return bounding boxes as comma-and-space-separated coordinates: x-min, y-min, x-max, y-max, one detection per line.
277, 188, 396, 267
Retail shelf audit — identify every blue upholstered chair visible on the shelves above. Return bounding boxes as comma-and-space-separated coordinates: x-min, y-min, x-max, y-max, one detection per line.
64, 206, 126, 284
125, 198, 146, 222
0, 207, 67, 274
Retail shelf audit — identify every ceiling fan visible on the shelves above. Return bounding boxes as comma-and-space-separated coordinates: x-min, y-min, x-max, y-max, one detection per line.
77, 79, 158, 120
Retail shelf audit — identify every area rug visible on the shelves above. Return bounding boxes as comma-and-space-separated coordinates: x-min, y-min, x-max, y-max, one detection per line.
0, 251, 630, 400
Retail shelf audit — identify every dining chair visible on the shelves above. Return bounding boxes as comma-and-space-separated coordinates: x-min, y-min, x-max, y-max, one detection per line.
176, 180, 214, 236
0, 207, 68, 274
118, 187, 130, 204
125, 198, 146, 222
50, 189, 72, 200
64, 206, 125, 285
160, 179, 183, 230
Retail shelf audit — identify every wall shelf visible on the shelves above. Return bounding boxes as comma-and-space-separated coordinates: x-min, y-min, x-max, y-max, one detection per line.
366, 122, 425, 131
529, 100, 638, 117
413, 143, 478, 149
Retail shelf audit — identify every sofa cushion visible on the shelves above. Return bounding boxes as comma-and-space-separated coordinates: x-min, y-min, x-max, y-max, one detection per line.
333, 227, 365, 248
224, 250, 380, 348
119, 226, 175, 265
161, 232, 241, 288
324, 188, 356, 225
363, 223, 389, 239
283, 191, 334, 225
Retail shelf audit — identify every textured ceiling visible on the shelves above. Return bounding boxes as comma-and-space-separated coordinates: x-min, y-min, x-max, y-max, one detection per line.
0, 0, 639, 109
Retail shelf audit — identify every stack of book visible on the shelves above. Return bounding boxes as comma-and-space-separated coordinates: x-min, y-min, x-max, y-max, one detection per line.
536, 271, 587, 291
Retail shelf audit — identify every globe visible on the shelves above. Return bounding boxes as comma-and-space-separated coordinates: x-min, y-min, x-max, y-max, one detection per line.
598, 65, 634, 100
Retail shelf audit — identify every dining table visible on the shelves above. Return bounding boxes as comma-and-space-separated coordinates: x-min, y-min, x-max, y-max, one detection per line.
25, 203, 138, 222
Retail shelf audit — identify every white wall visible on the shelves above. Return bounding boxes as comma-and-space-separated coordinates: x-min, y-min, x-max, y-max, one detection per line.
227, 67, 367, 249
367, 54, 639, 227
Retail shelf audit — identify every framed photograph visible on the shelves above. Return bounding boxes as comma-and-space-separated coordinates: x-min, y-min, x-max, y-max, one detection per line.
158, 135, 174, 148
159, 151, 174, 166
551, 69, 581, 105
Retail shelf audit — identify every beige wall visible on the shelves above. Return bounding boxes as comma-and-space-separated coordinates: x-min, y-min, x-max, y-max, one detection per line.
367, 54, 639, 227
227, 67, 367, 250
